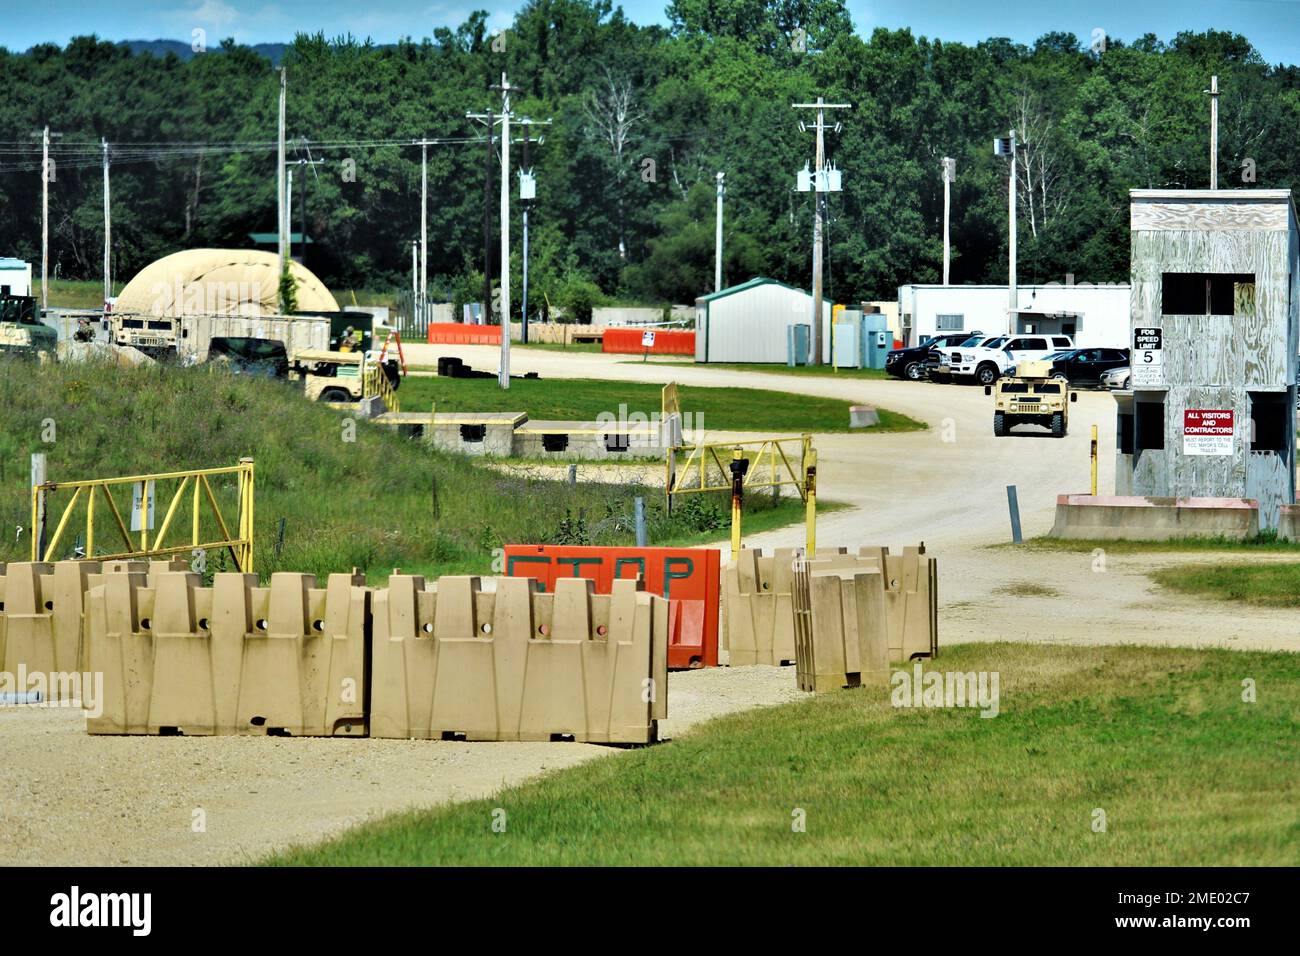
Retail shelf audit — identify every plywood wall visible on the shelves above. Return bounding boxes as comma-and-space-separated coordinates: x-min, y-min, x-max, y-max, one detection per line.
1123, 192, 1298, 525
1129, 228, 1289, 388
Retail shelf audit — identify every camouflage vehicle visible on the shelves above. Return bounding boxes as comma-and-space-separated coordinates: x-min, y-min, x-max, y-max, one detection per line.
110, 311, 329, 361
291, 348, 401, 405
0, 294, 56, 358
985, 359, 1078, 438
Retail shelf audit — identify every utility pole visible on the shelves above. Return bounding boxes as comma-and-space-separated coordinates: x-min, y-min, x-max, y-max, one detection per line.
482, 111, 493, 325
470, 75, 520, 389
941, 157, 955, 286
102, 137, 111, 309
995, 130, 1020, 333
494, 73, 514, 390
515, 118, 550, 345
413, 139, 434, 326
30, 125, 62, 310
284, 151, 324, 264
410, 240, 418, 324
1008, 131, 1017, 330
279, 148, 324, 267
276, 68, 287, 303
521, 126, 532, 345
793, 97, 849, 366
1207, 75, 1220, 189
715, 171, 725, 293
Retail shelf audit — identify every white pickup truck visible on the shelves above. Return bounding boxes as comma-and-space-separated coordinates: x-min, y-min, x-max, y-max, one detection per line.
944, 333, 1075, 386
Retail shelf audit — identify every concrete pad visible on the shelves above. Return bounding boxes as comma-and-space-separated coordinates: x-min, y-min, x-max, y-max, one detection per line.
1049, 494, 1259, 540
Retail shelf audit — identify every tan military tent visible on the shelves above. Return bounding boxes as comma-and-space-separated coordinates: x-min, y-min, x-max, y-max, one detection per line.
114, 249, 339, 317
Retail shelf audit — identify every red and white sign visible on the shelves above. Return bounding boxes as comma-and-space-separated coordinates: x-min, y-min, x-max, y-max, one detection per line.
1183, 409, 1234, 456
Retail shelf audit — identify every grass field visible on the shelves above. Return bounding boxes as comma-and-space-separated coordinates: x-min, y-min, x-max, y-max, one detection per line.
43, 279, 125, 309
0, 357, 817, 581
270, 642, 1300, 866
399, 375, 924, 434
1150, 562, 1300, 607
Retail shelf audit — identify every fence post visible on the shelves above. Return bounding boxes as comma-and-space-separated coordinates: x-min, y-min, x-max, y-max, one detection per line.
1090, 424, 1098, 496
567, 464, 577, 486
804, 448, 817, 553
634, 496, 647, 547
730, 448, 745, 554
1006, 484, 1023, 544
30, 452, 46, 561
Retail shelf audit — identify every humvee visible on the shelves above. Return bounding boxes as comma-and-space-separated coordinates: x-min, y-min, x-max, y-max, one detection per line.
985, 359, 1077, 438
291, 348, 401, 405
0, 293, 56, 358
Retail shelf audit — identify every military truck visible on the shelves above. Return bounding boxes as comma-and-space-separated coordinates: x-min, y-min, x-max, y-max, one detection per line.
985, 359, 1077, 438
290, 348, 401, 405
0, 293, 56, 358
110, 311, 330, 362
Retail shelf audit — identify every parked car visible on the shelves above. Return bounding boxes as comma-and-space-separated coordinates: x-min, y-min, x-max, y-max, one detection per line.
949, 334, 1075, 386
884, 332, 978, 381
930, 334, 1005, 382
1100, 364, 1132, 390
1049, 347, 1130, 386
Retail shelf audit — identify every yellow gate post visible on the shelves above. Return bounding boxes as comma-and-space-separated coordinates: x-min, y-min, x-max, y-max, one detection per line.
1090, 424, 1098, 496
804, 448, 817, 553
730, 448, 745, 553
31, 459, 256, 572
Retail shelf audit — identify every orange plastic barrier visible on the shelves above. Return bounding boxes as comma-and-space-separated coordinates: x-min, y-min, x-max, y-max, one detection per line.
426, 323, 501, 345
601, 328, 695, 355
503, 545, 719, 668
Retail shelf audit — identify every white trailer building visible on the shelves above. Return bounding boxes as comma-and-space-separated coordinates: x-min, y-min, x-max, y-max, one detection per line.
695, 277, 833, 363
0, 258, 33, 296
897, 283, 1130, 348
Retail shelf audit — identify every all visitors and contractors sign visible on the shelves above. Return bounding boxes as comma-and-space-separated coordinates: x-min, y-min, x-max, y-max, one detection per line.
1183, 409, 1234, 456
1132, 327, 1163, 386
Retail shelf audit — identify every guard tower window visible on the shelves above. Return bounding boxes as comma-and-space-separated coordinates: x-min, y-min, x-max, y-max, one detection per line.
1134, 398, 1165, 452
1249, 392, 1288, 454
1117, 411, 1135, 455
1161, 273, 1256, 316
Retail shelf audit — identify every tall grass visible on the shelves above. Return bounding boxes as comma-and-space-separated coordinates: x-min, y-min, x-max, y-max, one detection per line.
0, 356, 795, 581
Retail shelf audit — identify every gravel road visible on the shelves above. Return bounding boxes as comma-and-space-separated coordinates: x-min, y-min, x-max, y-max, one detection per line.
3, 343, 1294, 865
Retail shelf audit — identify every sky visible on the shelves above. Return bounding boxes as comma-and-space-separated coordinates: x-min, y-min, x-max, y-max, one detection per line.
5, 0, 1300, 65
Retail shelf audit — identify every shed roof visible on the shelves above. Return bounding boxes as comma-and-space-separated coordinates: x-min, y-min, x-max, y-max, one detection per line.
696, 276, 806, 304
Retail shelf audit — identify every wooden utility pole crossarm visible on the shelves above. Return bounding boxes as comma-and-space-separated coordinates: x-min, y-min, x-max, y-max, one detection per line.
793, 98, 850, 366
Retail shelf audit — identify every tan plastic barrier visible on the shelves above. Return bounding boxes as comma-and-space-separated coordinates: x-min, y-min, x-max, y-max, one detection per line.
86, 570, 369, 736
735, 544, 937, 691
805, 547, 938, 663
371, 575, 668, 743
0, 559, 196, 702
0, 562, 94, 699
721, 548, 801, 666
792, 562, 891, 693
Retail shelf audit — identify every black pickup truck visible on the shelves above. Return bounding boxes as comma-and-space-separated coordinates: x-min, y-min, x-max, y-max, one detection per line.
884, 332, 980, 381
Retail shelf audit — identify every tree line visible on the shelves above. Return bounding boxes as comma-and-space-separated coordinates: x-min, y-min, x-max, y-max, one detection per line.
0, 0, 1296, 316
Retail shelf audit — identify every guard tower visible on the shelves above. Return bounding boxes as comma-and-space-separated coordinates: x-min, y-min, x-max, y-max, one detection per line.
1115, 189, 1299, 528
